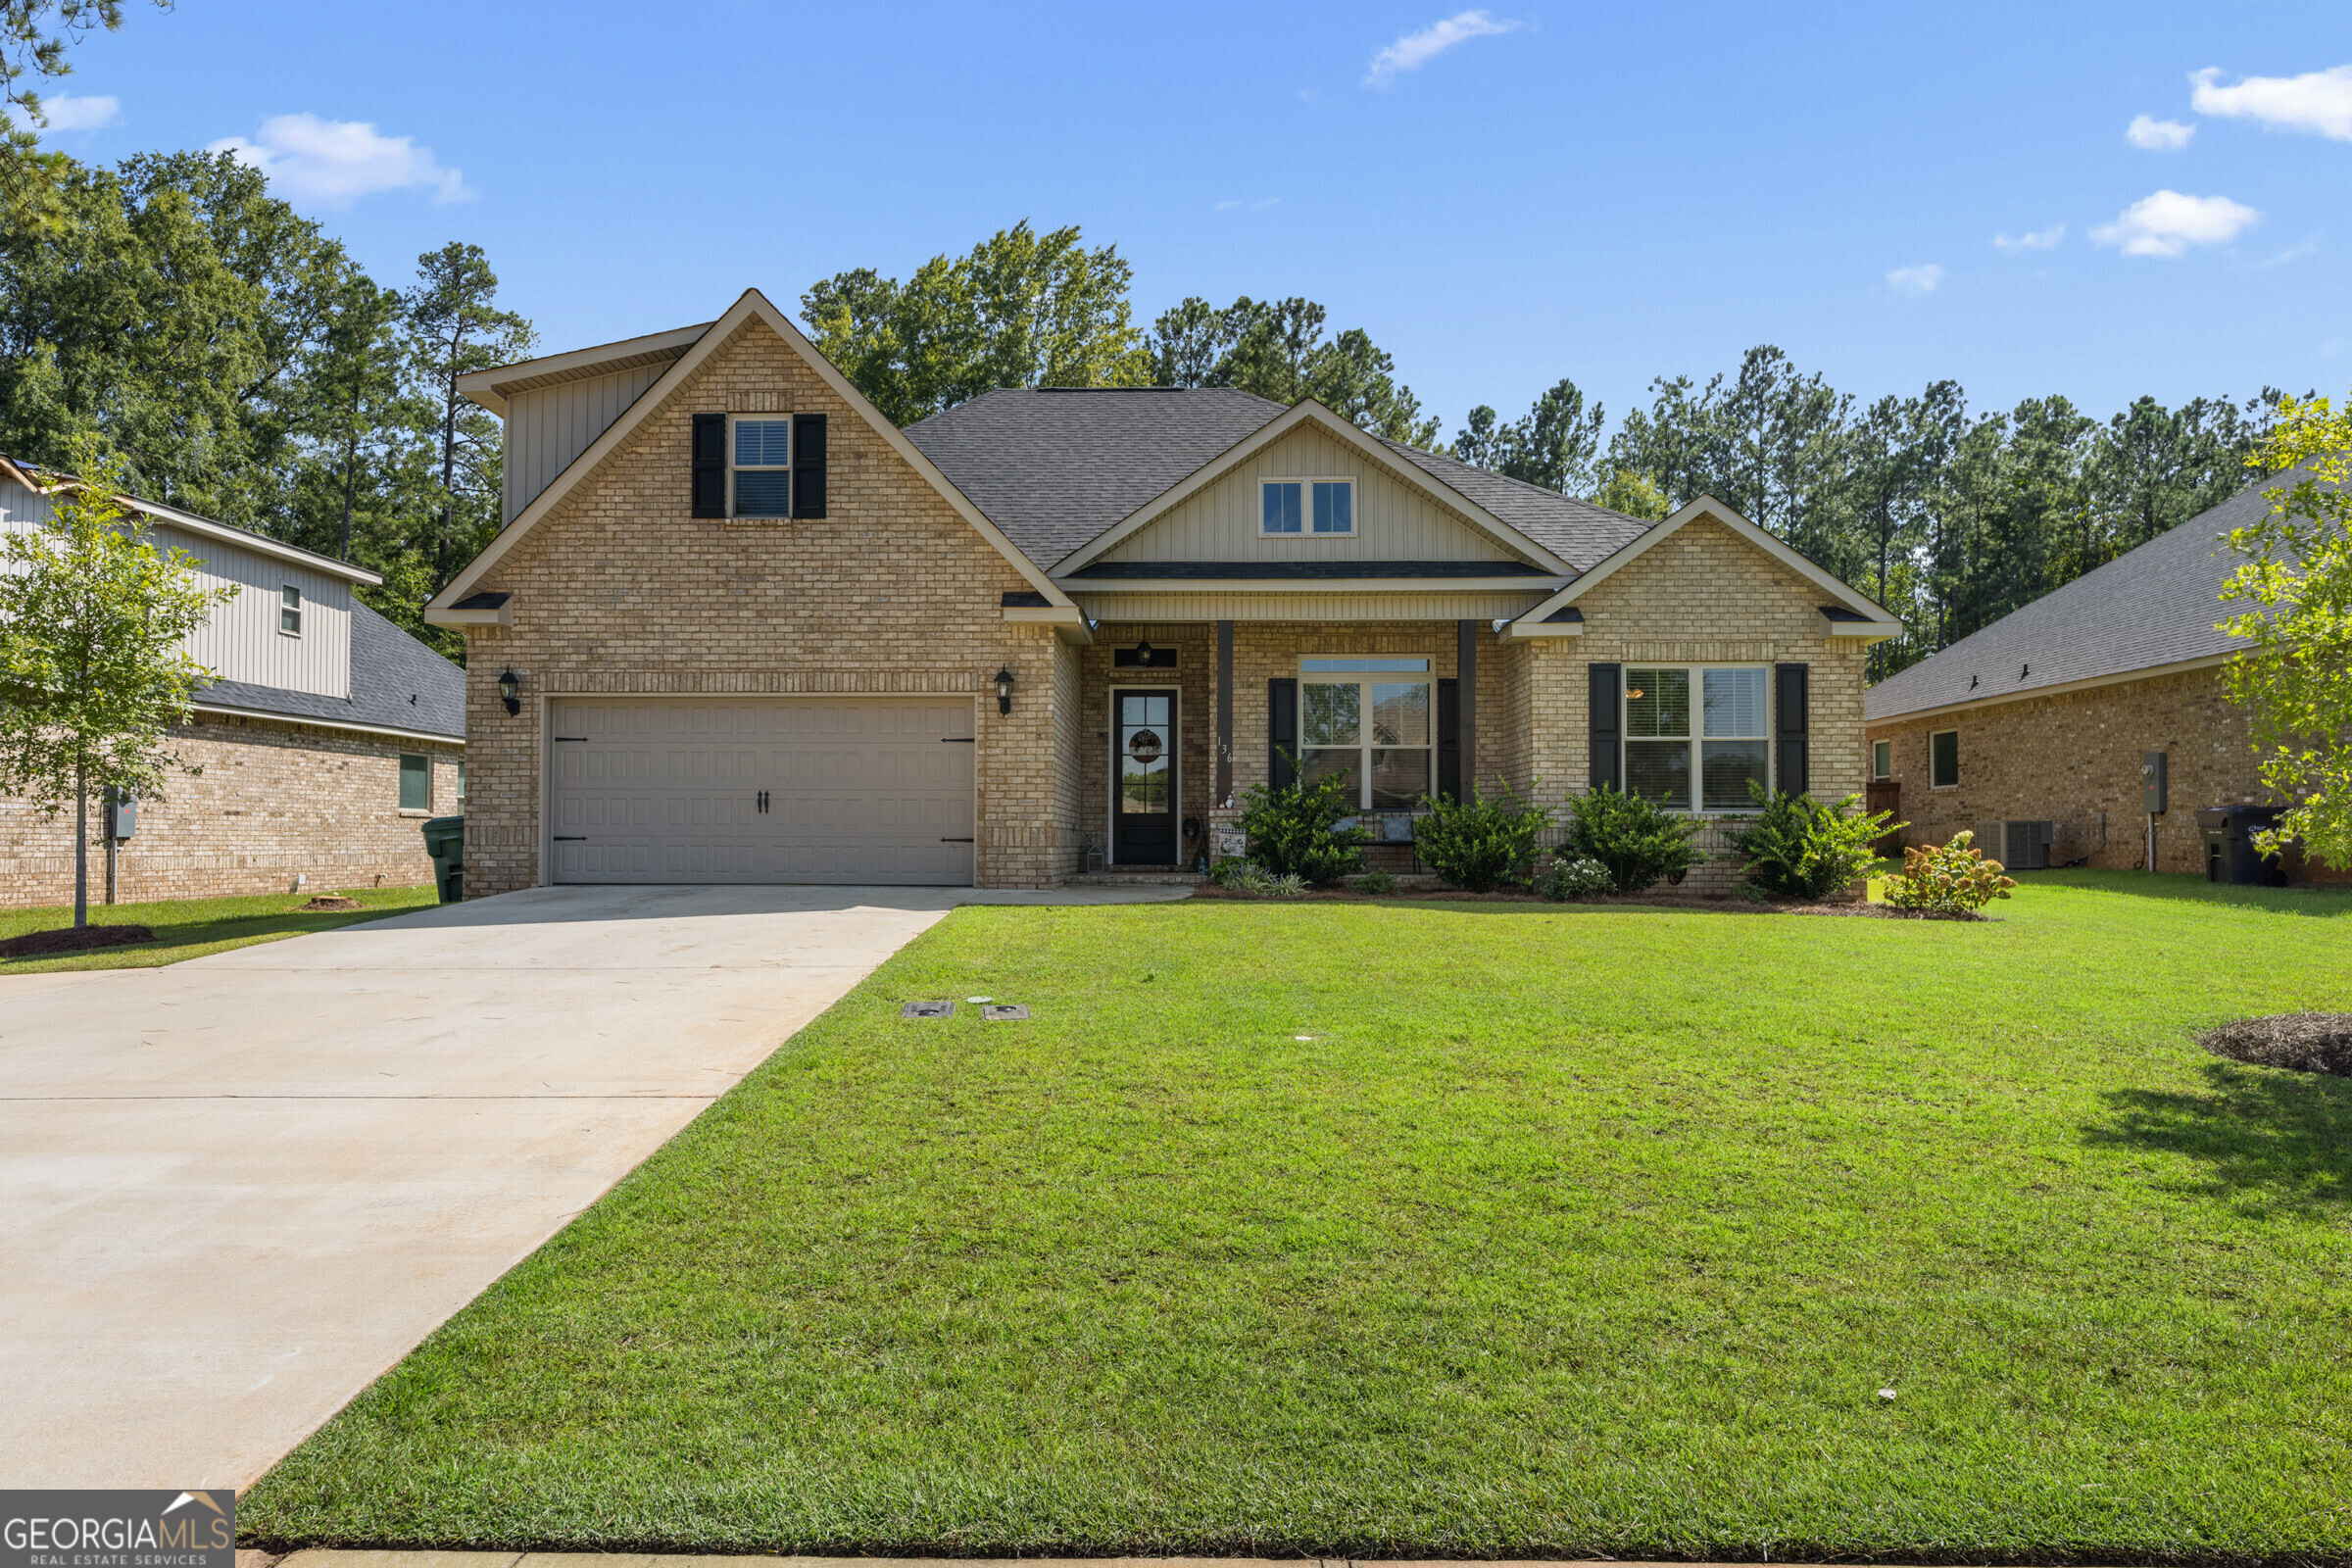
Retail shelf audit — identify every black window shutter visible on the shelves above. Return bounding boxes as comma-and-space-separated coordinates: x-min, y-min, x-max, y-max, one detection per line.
1436, 677, 1461, 803
1588, 662, 1622, 792
792, 413, 827, 518
1268, 677, 1298, 790
691, 413, 726, 517
1776, 662, 1810, 796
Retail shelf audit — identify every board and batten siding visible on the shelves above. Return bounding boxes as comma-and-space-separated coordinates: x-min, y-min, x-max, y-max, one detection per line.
502, 364, 672, 524
1, 480, 353, 698
1097, 425, 1524, 565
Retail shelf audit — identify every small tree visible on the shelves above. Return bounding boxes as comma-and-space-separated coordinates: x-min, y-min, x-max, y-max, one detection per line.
2218, 397, 2352, 869
0, 446, 229, 926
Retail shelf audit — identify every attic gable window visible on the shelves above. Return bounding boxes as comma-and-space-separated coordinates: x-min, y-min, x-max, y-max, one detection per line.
1260, 478, 1352, 536
279, 585, 302, 636
731, 416, 792, 517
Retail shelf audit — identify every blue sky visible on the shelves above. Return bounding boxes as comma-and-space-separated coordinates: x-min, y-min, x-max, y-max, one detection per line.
37, 1, 2352, 439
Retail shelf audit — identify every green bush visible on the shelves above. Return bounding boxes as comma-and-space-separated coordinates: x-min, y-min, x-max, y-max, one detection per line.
1206, 855, 1255, 889
1235, 755, 1370, 885
1883, 830, 2017, 914
1206, 856, 1309, 897
1351, 869, 1400, 895
1563, 784, 1702, 894
1412, 779, 1550, 891
1724, 779, 1904, 901
1537, 856, 1614, 902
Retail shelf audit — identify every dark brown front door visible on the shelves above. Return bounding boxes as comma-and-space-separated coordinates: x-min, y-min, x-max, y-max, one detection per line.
1112, 688, 1178, 864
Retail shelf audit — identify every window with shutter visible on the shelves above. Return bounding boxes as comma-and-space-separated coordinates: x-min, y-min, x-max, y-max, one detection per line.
792, 413, 827, 518
691, 414, 726, 517
1588, 662, 1621, 792
1774, 662, 1809, 797
1268, 677, 1298, 789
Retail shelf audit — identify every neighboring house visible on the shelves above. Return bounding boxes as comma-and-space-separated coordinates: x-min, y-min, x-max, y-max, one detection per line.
0, 459, 466, 906
1863, 469, 2345, 880
424, 289, 1899, 894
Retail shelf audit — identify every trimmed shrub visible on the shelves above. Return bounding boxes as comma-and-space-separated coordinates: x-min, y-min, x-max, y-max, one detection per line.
1538, 856, 1614, 902
1413, 779, 1550, 891
1235, 755, 1371, 885
1563, 784, 1702, 894
1725, 779, 1904, 901
1882, 830, 2017, 914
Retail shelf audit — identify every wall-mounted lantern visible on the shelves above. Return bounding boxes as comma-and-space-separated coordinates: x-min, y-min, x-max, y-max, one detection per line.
994, 664, 1016, 715
498, 666, 521, 716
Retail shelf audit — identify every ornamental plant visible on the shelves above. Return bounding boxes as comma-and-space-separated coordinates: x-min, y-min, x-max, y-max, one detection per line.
1562, 783, 1702, 894
1725, 778, 1904, 901
1413, 778, 1549, 891
1234, 754, 1370, 885
1537, 856, 1615, 902
1881, 830, 2018, 914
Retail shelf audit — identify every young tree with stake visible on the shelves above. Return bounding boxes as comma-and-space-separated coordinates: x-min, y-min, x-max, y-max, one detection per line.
0, 444, 228, 927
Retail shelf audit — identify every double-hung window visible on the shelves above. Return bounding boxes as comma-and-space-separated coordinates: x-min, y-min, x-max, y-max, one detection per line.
1260, 478, 1353, 535
279, 585, 303, 636
1624, 665, 1771, 810
1930, 729, 1959, 789
1299, 656, 1431, 808
1871, 739, 1891, 780
731, 416, 792, 517
398, 753, 430, 811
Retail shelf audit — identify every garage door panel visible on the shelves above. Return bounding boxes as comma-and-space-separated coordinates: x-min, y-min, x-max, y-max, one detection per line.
551, 697, 973, 886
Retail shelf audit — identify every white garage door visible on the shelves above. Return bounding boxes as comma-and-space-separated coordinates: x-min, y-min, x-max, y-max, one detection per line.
549, 697, 975, 885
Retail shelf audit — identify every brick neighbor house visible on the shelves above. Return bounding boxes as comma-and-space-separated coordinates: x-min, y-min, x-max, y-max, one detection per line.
424, 288, 1902, 894
1863, 468, 2346, 881
1, 459, 465, 907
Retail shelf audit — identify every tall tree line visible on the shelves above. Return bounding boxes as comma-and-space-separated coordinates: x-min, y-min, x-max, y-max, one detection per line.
0, 147, 532, 659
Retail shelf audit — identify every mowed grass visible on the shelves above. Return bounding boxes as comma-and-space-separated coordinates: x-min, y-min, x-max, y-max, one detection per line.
0, 883, 438, 973
243, 872, 2352, 1560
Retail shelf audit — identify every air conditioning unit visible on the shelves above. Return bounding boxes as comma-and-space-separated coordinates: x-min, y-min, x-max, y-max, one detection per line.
2002, 819, 2054, 870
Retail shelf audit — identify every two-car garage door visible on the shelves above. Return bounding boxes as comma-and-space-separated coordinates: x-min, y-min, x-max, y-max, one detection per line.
549, 697, 975, 885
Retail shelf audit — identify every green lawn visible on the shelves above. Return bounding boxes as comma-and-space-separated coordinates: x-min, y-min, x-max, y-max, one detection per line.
242, 871, 2352, 1560
0, 884, 439, 973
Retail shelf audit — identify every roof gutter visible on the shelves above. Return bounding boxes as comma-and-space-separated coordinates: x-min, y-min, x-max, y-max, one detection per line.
1863, 650, 2241, 729
191, 699, 464, 747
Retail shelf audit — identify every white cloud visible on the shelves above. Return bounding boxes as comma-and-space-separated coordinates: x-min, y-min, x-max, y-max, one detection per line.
2090, 189, 2259, 257
37, 92, 119, 131
1885, 264, 1944, 296
2189, 64, 2352, 140
2126, 114, 2195, 150
1993, 224, 2064, 252
1364, 10, 1520, 88
2255, 237, 2320, 269
207, 113, 471, 206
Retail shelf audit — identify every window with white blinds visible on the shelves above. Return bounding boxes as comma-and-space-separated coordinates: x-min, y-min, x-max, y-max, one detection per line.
1624, 664, 1771, 810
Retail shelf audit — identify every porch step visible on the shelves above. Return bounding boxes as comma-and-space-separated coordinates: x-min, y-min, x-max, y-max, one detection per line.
1067, 870, 1205, 887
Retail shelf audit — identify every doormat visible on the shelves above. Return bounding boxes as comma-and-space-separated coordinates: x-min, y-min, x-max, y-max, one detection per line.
980, 1004, 1030, 1021
900, 1000, 956, 1019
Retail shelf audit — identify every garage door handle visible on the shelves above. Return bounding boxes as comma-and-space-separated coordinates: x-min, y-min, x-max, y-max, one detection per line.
554, 835, 586, 841
940, 837, 974, 843
942, 737, 975, 743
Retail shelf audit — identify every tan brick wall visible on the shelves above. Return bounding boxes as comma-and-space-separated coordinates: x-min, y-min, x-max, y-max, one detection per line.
0, 712, 460, 908
456, 317, 1067, 892
1864, 663, 2346, 880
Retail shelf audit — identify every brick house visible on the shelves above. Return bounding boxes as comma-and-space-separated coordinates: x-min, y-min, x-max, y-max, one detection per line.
1, 460, 465, 907
1863, 469, 2345, 880
425, 289, 1900, 894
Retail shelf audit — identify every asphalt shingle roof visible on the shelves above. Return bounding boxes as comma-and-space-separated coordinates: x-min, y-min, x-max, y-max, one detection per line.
1863, 469, 2316, 723
197, 602, 465, 741
903, 387, 1654, 573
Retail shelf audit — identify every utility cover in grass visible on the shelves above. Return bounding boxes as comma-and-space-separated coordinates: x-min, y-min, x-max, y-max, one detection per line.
2201, 1012, 2352, 1077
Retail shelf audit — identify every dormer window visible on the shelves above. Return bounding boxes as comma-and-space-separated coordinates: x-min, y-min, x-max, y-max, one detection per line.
279, 585, 303, 636
1260, 478, 1352, 536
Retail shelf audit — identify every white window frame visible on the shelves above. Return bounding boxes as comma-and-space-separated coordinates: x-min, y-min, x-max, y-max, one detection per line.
728, 414, 794, 518
278, 584, 303, 637
1930, 728, 1960, 790
1258, 476, 1355, 538
1871, 739, 1891, 780
1621, 663, 1773, 813
1298, 655, 1433, 809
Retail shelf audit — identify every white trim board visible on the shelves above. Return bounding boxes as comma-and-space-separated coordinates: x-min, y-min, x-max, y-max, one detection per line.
191, 701, 464, 748
426, 289, 1079, 618
1050, 399, 1575, 576
457, 323, 713, 416
2, 458, 383, 586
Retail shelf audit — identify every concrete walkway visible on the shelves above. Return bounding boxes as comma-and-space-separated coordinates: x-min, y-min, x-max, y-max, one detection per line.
1, 882, 1185, 1492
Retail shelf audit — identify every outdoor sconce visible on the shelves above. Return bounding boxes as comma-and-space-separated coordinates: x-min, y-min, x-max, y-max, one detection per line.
994, 664, 1016, 715
498, 666, 520, 716
1134, 638, 1154, 662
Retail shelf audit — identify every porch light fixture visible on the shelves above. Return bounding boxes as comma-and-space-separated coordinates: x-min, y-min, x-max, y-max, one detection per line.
1134, 638, 1154, 662
994, 664, 1016, 715
498, 666, 520, 716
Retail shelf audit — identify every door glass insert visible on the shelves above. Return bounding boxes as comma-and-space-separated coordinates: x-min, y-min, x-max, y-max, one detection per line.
1119, 692, 1172, 814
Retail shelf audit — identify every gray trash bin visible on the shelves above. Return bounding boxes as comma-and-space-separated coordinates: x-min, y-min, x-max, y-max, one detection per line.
420, 814, 466, 903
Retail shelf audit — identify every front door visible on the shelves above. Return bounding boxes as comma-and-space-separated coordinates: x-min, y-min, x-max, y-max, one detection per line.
1111, 688, 1179, 865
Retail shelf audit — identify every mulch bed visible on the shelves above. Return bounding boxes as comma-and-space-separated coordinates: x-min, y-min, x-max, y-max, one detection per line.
0, 923, 157, 959
297, 896, 365, 911
2200, 1013, 2352, 1078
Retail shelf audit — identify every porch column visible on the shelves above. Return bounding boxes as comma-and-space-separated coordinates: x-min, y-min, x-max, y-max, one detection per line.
1216, 618, 1234, 806
1457, 619, 1477, 795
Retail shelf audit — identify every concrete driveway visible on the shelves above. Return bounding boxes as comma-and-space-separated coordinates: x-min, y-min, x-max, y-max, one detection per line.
0, 881, 1184, 1491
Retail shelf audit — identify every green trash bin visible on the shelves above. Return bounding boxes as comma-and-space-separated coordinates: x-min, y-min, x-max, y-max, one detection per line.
420, 814, 466, 904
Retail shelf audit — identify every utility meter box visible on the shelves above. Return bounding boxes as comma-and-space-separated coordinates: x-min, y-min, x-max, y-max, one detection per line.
2140, 751, 2169, 814
103, 790, 136, 840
